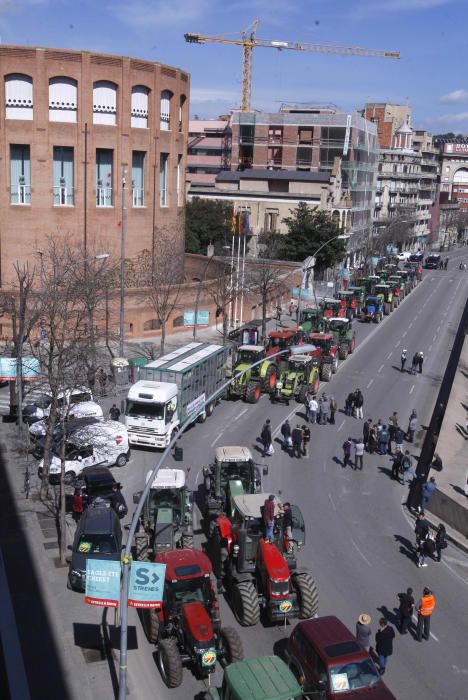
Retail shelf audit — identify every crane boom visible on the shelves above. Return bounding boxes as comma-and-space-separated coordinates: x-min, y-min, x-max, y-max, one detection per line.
184, 30, 400, 111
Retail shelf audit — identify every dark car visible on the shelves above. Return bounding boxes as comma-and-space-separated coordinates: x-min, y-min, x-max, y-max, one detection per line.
68, 501, 122, 592
424, 254, 441, 269
286, 616, 396, 699
409, 252, 423, 263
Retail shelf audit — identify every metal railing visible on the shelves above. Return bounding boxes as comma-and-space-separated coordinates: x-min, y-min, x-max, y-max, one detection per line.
10, 184, 31, 205
53, 186, 74, 206
132, 188, 144, 207
96, 186, 113, 207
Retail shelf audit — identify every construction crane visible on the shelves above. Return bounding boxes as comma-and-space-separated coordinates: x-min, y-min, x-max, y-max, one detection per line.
185, 22, 400, 112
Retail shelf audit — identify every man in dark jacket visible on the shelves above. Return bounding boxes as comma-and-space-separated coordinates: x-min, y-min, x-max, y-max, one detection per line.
302, 425, 311, 457
375, 617, 395, 675
260, 419, 272, 457
391, 448, 403, 480
342, 438, 352, 469
363, 418, 372, 451
397, 587, 414, 634
292, 425, 303, 459
353, 389, 364, 419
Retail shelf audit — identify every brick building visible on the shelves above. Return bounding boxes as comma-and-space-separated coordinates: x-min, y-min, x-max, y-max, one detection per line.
0, 45, 189, 288
187, 118, 231, 186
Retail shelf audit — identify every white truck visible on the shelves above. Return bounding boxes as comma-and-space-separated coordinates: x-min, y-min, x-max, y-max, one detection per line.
125, 342, 226, 448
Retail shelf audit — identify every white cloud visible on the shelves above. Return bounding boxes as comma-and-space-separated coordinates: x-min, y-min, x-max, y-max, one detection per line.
352, 0, 453, 16
191, 87, 239, 103
440, 89, 468, 104
114, 0, 213, 29
433, 112, 468, 124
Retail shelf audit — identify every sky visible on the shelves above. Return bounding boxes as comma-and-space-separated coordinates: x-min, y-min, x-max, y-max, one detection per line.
1, 0, 467, 133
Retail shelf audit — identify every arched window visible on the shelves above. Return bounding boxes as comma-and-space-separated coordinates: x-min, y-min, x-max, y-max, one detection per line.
131, 85, 149, 128
49, 77, 77, 122
172, 314, 184, 328
160, 90, 172, 131
5, 74, 33, 120
143, 319, 161, 331
93, 80, 117, 125
453, 168, 468, 184
179, 94, 186, 131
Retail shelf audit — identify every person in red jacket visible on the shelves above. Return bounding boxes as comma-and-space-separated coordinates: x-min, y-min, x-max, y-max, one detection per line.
263, 494, 276, 543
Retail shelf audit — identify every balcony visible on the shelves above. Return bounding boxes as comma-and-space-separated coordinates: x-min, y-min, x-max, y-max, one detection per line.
132, 187, 144, 207
10, 184, 31, 205
96, 186, 113, 207
53, 185, 74, 206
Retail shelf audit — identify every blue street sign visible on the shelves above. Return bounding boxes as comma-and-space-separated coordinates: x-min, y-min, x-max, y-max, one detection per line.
128, 562, 166, 608
40, 328, 47, 340
291, 287, 314, 301
85, 559, 121, 608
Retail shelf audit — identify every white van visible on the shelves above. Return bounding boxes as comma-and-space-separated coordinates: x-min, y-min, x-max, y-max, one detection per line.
23, 386, 95, 424
38, 421, 130, 485
29, 401, 104, 441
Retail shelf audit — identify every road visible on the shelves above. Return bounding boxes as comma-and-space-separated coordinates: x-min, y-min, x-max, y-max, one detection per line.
6, 252, 467, 699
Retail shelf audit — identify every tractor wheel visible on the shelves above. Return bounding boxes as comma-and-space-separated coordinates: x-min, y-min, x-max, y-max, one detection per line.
321, 365, 332, 382
384, 303, 390, 316
298, 385, 307, 405
182, 533, 193, 549
141, 607, 160, 644
349, 336, 356, 354
338, 345, 348, 361
134, 534, 149, 561
332, 357, 338, 373
294, 573, 319, 619
157, 637, 183, 688
232, 581, 260, 627
263, 364, 277, 392
245, 382, 261, 404
219, 626, 244, 664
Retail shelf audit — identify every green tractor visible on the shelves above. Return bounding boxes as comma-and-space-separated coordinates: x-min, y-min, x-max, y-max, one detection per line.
270, 354, 320, 405
227, 345, 277, 404
347, 285, 366, 316
362, 275, 380, 296
388, 275, 406, 301
205, 656, 303, 700
374, 283, 394, 315
299, 306, 325, 335
324, 317, 356, 361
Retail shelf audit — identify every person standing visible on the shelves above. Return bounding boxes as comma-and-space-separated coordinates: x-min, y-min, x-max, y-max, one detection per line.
280, 419, 291, 452
292, 425, 303, 459
356, 613, 372, 649
260, 419, 272, 457
263, 494, 276, 543
355, 438, 364, 470
342, 437, 353, 469
109, 403, 121, 422
444, 257, 449, 270
308, 395, 318, 424
417, 351, 424, 374
430, 453, 443, 472
389, 411, 399, 430
401, 450, 414, 484
302, 425, 310, 457
379, 424, 389, 455
391, 448, 403, 480
435, 523, 447, 562
321, 395, 330, 425
406, 411, 417, 443
281, 502, 294, 553
345, 392, 354, 417
400, 349, 408, 372
368, 424, 378, 455
329, 395, 337, 424
375, 618, 395, 675
411, 353, 418, 375
354, 389, 364, 419
397, 588, 414, 634
72, 488, 84, 523
363, 418, 372, 451
421, 476, 437, 510
395, 427, 405, 453
417, 587, 436, 641
304, 390, 311, 420
98, 368, 107, 395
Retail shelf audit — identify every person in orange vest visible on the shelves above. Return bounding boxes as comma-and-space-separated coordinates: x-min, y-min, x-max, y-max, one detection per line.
417, 587, 436, 641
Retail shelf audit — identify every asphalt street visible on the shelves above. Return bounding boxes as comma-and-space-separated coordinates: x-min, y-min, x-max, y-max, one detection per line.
4, 252, 467, 700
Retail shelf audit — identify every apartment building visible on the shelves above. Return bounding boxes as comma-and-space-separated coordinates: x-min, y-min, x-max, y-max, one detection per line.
437, 138, 468, 210
187, 118, 231, 186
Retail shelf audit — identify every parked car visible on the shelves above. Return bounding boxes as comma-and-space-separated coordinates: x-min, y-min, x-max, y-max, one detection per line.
68, 500, 122, 592
285, 616, 396, 699
38, 420, 130, 485
396, 251, 411, 261
23, 386, 95, 425
30, 416, 101, 459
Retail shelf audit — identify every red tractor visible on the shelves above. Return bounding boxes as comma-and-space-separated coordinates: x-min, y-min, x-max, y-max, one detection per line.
319, 297, 346, 319
139, 548, 244, 688
207, 494, 318, 627
308, 332, 339, 381
265, 328, 304, 363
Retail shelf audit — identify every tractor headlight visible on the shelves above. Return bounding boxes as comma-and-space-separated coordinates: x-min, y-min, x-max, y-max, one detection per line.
233, 544, 240, 557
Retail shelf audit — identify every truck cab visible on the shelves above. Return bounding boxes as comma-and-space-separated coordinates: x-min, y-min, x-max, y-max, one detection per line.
125, 380, 178, 448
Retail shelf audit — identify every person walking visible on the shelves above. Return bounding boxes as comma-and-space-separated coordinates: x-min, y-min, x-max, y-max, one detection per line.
391, 448, 403, 480
421, 476, 437, 510
397, 588, 414, 634
401, 450, 414, 484
304, 390, 311, 421
354, 438, 364, 470
417, 351, 424, 374
400, 348, 408, 372
345, 392, 354, 417
321, 395, 330, 425
379, 424, 389, 455
415, 512, 429, 548
329, 395, 337, 424
280, 419, 292, 452
356, 613, 372, 649
316, 396, 323, 426
363, 418, 372, 451
411, 352, 418, 375
302, 425, 310, 457
434, 523, 447, 562
263, 494, 276, 543
342, 437, 353, 469
417, 587, 436, 642
109, 403, 121, 422
72, 488, 84, 523
406, 411, 418, 443
292, 425, 303, 459
354, 389, 364, 419
110, 483, 128, 519
308, 395, 318, 424
395, 427, 405, 453
375, 618, 395, 675
260, 419, 272, 457
444, 257, 449, 270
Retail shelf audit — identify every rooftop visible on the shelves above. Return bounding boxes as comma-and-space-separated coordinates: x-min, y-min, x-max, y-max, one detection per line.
216, 169, 330, 183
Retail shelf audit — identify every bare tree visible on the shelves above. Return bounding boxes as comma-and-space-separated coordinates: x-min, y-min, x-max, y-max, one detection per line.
247, 239, 289, 341
207, 264, 236, 346
146, 259, 182, 354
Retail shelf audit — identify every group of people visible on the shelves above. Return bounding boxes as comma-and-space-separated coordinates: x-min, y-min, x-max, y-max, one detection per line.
344, 388, 365, 419
262, 494, 294, 552
72, 482, 128, 522
279, 420, 310, 458
355, 586, 437, 675
414, 512, 446, 567
400, 349, 424, 374
304, 391, 337, 425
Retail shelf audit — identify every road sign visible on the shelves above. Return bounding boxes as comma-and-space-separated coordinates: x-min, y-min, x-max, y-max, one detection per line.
40, 328, 47, 340
128, 562, 166, 608
0, 357, 40, 382
85, 559, 121, 608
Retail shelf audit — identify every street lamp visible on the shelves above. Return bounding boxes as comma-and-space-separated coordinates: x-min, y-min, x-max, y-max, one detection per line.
296, 235, 349, 323
119, 172, 127, 357
117, 342, 316, 699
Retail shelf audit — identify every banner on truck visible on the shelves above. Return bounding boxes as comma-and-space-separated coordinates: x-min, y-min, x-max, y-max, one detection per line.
183, 311, 210, 327
128, 562, 166, 608
84, 559, 121, 608
187, 392, 206, 418
0, 357, 40, 382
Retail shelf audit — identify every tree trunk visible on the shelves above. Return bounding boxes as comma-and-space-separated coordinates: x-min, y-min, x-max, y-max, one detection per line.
160, 321, 166, 355
261, 293, 267, 343
222, 312, 228, 346
59, 415, 67, 565
40, 403, 57, 500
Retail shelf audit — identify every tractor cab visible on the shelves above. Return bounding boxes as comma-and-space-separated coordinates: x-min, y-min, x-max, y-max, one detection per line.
362, 295, 383, 323
137, 468, 193, 552
384, 263, 399, 274
235, 345, 266, 366
324, 318, 355, 360
229, 346, 277, 402
299, 307, 324, 334
363, 275, 380, 296
347, 286, 365, 314
266, 329, 304, 361
335, 290, 356, 319
374, 284, 394, 314
271, 353, 320, 405
388, 275, 405, 299
326, 317, 352, 334
203, 446, 262, 519
319, 297, 345, 318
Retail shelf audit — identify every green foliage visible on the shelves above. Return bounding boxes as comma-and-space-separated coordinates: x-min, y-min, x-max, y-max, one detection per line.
281, 202, 346, 271
185, 197, 234, 254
